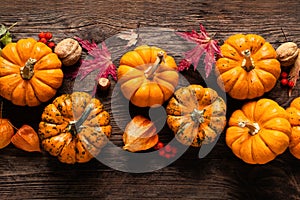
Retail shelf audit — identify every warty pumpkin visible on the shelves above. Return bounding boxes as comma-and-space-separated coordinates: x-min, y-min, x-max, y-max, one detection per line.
166, 84, 227, 147
215, 34, 281, 100
226, 98, 291, 164
286, 97, 300, 159
0, 38, 63, 106
117, 45, 179, 107
38, 92, 111, 164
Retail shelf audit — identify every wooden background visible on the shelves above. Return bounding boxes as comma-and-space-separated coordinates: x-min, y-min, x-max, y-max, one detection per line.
1, 0, 300, 199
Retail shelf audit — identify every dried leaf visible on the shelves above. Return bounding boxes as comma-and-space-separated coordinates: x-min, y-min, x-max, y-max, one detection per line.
117, 29, 139, 48
11, 125, 41, 152
123, 115, 159, 152
67, 37, 117, 82
288, 50, 300, 97
176, 23, 222, 78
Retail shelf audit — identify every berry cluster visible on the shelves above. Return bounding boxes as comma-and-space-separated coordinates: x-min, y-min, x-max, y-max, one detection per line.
38, 32, 55, 49
154, 142, 177, 159
280, 71, 294, 88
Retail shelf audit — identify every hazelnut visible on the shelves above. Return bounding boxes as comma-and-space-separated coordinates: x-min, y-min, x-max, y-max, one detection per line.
54, 38, 82, 66
97, 77, 111, 91
276, 42, 299, 67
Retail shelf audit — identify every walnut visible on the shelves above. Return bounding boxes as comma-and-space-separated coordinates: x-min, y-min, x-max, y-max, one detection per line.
276, 42, 299, 67
54, 38, 82, 66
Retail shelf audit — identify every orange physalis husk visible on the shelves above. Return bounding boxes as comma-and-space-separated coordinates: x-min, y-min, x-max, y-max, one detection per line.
123, 115, 159, 152
11, 124, 41, 152
0, 118, 14, 149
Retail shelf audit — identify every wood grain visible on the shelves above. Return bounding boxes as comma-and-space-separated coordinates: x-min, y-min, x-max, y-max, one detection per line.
1, 0, 300, 199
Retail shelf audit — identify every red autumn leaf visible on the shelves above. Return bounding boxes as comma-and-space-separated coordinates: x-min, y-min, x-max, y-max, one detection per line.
176, 24, 222, 78
72, 36, 117, 81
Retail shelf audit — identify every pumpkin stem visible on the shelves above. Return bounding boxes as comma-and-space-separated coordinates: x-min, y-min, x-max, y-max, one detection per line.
241, 49, 255, 72
238, 121, 260, 136
20, 58, 36, 80
191, 108, 205, 124
144, 51, 165, 79
68, 103, 94, 136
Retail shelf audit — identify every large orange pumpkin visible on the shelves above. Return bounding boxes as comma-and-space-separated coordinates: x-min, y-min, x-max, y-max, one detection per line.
38, 92, 111, 164
215, 34, 280, 100
226, 98, 291, 164
0, 38, 63, 106
117, 45, 179, 107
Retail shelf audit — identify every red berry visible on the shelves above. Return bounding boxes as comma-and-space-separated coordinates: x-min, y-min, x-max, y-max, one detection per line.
154, 142, 164, 150
281, 72, 288, 79
171, 147, 177, 155
165, 144, 172, 152
39, 38, 47, 44
159, 149, 165, 156
288, 81, 295, 88
38, 32, 46, 39
44, 32, 53, 40
47, 41, 56, 49
164, 154, 171, 159
281, 78, 288, 86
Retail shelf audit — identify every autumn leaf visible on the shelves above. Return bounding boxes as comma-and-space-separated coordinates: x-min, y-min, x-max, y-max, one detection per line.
176, 23, 222, 78
0, 22, 17, 53
117, 29, 139, 48
72, 36, 117, 82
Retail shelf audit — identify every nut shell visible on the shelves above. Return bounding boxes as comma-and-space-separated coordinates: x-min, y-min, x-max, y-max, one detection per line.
276, 42, 299, 67
54, 38, 82, 66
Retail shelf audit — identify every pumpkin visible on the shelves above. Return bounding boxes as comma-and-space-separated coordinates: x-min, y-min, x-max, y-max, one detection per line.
166, 84, 227, 147
0, 118, 14, 149
117, 45, 179, 107
215, 34, 280, 100
286, 97, 300, 159
0, 102, 14, 149
38, 92, 111, 164
226, 98, 291, 164
0, 38, 63, 106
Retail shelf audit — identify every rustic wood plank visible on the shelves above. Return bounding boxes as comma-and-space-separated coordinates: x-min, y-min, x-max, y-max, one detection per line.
0, 0, 300, 199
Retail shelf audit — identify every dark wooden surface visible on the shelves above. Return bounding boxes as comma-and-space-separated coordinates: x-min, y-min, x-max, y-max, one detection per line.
1, 0, 300, 199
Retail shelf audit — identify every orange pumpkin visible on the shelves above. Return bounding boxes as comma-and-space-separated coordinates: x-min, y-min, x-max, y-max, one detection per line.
117, 45, 179, 107
286, 97, 300, 159
0, 38, 63, 106
0, 102, 14, 149
38, 92, 111, 164
226, 98, 291, 164
215, 34, 280, 100
166, 85, 227, 147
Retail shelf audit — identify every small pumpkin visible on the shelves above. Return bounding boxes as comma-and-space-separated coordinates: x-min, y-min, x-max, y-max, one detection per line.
38, 92, 111, 164
117, 45, 179, 107
0, 118, 14, 149
166, 85, 227, 147
286, 97, 300, 159
0, 38, 63, 106
0, 102, 14, 149
215, 34, 281, 100
226, 98, 291, 164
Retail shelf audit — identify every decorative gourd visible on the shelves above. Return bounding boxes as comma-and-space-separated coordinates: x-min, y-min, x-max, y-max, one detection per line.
166, 85, 227, 147
38, 92, 111, 164
0, 38, 63, 106
215, 34, 280, 100
117, 45, 179, 107
0, 102, 14, 149
226, 98, 291, 164
286, 97, 300, 159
